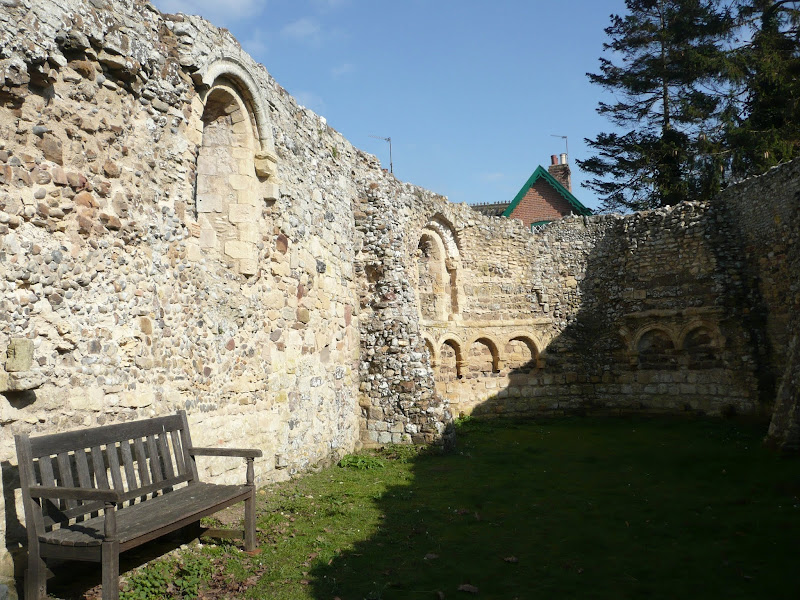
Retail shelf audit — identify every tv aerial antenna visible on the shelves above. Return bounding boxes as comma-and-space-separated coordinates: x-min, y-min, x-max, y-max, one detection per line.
369, 135, 393, 173
550, 134, 568, 160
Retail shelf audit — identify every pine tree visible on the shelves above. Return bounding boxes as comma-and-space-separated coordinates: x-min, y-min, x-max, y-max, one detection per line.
578, 0, 734, 212
727, 0, 800, 177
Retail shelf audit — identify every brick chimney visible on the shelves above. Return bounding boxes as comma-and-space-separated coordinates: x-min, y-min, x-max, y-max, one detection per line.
548, 153, 571, 192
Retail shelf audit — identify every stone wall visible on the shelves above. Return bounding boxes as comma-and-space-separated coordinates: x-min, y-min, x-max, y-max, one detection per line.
717, 163, 800, 449
360, 162, 798, 432
1, 0, 799, 595
0, 0, 372, 588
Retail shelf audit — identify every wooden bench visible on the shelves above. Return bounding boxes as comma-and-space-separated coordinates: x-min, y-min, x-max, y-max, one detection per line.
14, 410, 262, 600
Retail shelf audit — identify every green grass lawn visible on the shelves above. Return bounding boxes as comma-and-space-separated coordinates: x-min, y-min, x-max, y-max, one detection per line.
117, 416, 799, 600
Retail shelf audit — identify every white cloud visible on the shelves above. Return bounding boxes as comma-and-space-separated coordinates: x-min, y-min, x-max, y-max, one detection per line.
331, 62, 354, 78
281, 18, 322, 43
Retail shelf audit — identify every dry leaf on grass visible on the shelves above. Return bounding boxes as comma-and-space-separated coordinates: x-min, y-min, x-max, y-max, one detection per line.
458, 583, 479, 593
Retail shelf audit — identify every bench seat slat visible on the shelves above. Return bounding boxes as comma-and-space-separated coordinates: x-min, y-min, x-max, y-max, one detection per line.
41, 474, 192, 524
38, 483, 250, 548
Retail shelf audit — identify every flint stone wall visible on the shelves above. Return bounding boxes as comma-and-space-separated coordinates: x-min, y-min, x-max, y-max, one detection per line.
0, 0, 382, 587
1, 0, 799, 595
364, 161, 798, 436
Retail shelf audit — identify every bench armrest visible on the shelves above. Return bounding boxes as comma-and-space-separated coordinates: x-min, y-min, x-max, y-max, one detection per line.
29, 486, 123, 503
187, 447, 263, 458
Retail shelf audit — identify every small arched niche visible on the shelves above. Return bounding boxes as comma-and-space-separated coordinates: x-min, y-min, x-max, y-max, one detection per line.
636, 328, 677, 370
505, 336, 539, 373
469, 337, 500, 377
683, 326, 722, 369
439, 339, 463, 381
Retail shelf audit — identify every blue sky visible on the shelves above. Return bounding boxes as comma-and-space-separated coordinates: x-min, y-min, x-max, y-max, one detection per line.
151, 0, 628, 211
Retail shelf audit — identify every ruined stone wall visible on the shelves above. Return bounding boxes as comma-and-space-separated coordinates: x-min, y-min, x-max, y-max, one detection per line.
0, 0, 375, 587
385, 200, 760, 420
716, 163, 800, 449
1, 0, 799, 595
357, 165, 796, 431
369, 168, 800, 426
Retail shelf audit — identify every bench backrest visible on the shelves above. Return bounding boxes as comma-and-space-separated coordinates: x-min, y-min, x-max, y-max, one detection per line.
15, 411, 199, 534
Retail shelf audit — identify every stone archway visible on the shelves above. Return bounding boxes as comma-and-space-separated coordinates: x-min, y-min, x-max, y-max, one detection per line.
416, 215, 461, 322
191, 69, 279, 276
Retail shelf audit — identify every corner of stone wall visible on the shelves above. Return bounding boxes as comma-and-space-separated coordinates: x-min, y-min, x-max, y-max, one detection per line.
354, 177, 453, 446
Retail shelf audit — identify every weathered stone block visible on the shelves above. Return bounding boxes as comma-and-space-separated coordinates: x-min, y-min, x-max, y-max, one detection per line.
254, 150, 277, 178
225, 240, 255, 260
5, 338, 33, 372
264, 182, 280, 201
228, 204, 251, 223
239, 257, 258, 275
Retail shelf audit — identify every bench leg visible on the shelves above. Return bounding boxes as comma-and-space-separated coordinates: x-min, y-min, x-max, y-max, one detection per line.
101, 540, 120, 600
244, 492, 256, 551
24, 553, 46, 600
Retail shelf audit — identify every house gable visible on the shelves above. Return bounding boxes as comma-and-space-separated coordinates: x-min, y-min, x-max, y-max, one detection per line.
503, 165, 591, 228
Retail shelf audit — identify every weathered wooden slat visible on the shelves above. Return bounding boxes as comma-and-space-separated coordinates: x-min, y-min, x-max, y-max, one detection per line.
178, 411, 199, 482
117, 474, 190, 504
107, 444, 124, 493
39, 483, 251, 547
91, 446, 110, 489
51, 500, 105, 523
29, 414, 184, 457
38, 455, 56, 488
36, 455, 62, 528
189, 447, 263, 458
146, 435, 163, 483
55, 452, 76, 511
133, 438, 151, 487
74, 449, 93, 489
119, 441, 138, 492
156, 434, 175, 480
29, 486, 122, 501
170, 430, 185, 476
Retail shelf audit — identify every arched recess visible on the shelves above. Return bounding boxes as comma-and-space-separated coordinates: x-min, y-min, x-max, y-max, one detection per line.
439, 339, 463, 381
422, 335, 437, 367
416, 214, 461, 321
468, 337, 500, 377
417, 232, 448, 321
192, 60, 279, 276
504, 335, 539, 372
635, 327, 678, 370
200, 58, 274, 153
681, 325, 723, 369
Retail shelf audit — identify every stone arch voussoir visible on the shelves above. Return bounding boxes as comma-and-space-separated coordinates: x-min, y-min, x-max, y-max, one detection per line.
200, 57, 274, 153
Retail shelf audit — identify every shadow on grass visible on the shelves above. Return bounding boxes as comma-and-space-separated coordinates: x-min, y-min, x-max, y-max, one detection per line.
310, 417, 800, 600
